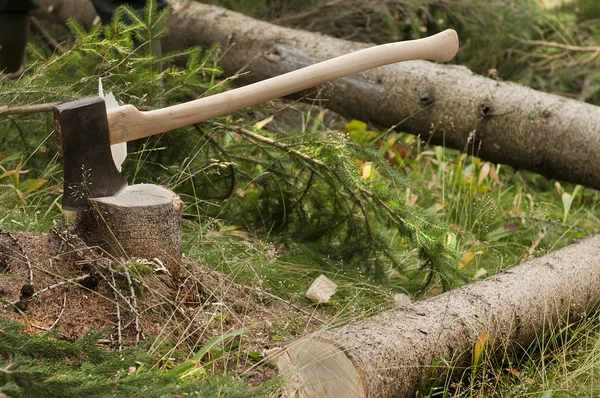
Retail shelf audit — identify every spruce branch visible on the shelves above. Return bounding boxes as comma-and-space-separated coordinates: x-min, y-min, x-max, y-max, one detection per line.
213, 122, 460, 289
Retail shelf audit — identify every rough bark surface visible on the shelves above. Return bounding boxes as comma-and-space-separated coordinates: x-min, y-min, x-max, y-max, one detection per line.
37, 1, 600, 188
272, 235, 600, 397
74, 184, 183, 278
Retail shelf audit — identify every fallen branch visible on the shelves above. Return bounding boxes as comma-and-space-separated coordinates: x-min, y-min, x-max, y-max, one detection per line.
0, 102, 63, 116
273, 234, 600, 397
123, 264, 142, 343
110, 266, 123, 351
6, 274, 91, 307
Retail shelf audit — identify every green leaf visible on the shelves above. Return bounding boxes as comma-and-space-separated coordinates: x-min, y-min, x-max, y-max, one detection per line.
191, 328, 249, 362
19, 179, 47, 194
344, 119, 367, 133
167, 361, 196, 378
561, 185, 582, 223
247, 351, 262, 362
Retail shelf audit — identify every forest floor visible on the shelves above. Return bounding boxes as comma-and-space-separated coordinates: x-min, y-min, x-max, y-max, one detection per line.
0, 228, 334, 388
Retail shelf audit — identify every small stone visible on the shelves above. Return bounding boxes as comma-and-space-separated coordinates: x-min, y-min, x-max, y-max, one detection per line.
305, 275, 337, 304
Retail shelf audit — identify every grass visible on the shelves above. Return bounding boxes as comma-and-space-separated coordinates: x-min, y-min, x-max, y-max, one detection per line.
4, 101, 600, 395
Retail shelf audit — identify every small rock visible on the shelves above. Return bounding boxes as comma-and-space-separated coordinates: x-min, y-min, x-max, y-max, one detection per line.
306, 275, 337, 304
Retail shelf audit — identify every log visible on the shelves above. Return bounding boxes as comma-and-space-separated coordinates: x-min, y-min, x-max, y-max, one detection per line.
270, 235, 600, 397
73, 184, 183, 278
35, 1, 600, 189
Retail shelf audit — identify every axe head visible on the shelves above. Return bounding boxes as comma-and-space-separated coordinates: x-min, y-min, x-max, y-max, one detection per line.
54, 97, 127, 212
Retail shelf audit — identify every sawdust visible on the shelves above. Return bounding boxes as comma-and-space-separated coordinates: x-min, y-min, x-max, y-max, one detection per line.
0, 229, 328, 385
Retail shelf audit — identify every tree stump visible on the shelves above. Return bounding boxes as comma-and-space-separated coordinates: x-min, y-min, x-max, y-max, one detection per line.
74, 184, 184, 279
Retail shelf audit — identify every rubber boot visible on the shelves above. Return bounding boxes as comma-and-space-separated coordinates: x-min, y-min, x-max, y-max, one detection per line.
0, 12, 30, 78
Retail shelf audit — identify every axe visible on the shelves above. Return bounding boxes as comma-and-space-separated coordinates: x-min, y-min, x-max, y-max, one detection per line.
54, 29, 459, 212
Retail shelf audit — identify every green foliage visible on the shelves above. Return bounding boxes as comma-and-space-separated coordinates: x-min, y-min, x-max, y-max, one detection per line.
0, 318, 266, 397
182, 120, 461, 290
0, 3, 221, 220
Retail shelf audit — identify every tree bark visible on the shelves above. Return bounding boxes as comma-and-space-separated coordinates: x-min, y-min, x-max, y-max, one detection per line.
36, 1, 600, 190
73, 184, 183, 279
272, 234, 600, 397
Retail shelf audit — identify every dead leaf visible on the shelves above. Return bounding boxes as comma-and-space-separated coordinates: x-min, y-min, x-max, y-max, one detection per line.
255, 115, 274, 130
528, 231, 546, 255
489, 164, 501, 185
478, 163, 490, 187
473, 331, 489, 368
458, 252, 476, 269
555, 181, 563, 195
505, 366, 521, 378
362, 162, 374, 179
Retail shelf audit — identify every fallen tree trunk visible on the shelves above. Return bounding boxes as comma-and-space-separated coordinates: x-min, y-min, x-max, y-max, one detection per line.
36, 1, 600, 189
271, 235, 600, 397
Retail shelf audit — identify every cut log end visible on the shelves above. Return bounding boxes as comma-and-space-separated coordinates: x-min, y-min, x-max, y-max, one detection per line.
74, 184, 183, 279
273, 337, 366, 398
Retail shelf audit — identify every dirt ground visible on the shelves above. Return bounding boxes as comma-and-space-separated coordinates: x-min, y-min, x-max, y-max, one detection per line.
0, 228, 328, 385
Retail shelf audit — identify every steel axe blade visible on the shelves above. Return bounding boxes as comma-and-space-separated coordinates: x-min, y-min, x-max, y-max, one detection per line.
54, 97, 127, 211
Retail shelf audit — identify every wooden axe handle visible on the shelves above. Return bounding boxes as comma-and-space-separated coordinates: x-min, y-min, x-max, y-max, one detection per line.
107, 29, 458, 144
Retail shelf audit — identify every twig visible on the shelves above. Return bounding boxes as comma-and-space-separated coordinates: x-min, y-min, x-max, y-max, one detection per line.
212, 122, 329, 169
0, 231, 33, 284
30, 274, 90, 300
110, 266, 123, 351
49, 293, 67, 330
0, 102, 62, 116
507, 215, 587, 233
30, 16, 66, 54
243, 284, 326, 324
97, 270, 141, 316
516, 37, 600, 53
7, 274, 91, 306
31, 293, 67, 331
123, 264, 142, 343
